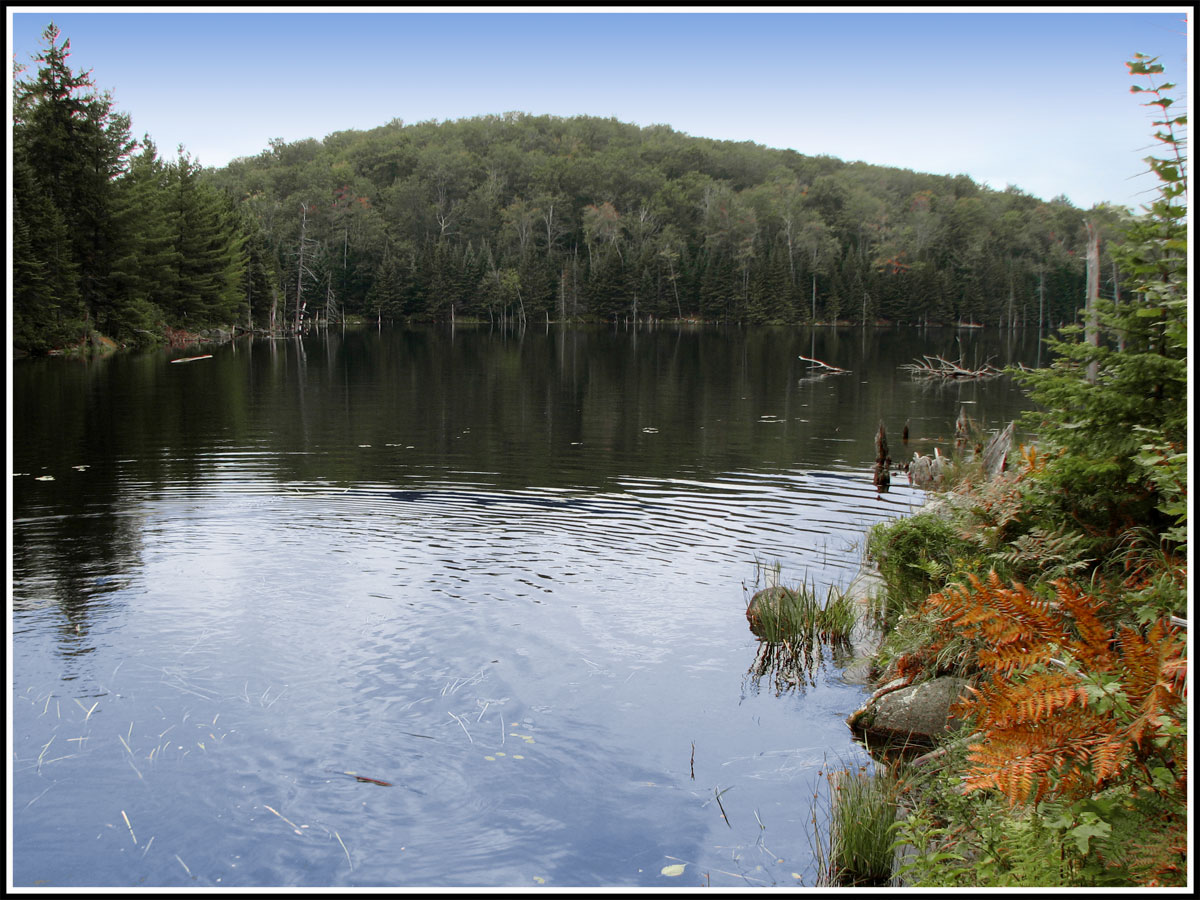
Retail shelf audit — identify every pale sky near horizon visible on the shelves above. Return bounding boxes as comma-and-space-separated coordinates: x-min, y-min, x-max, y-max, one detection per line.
7, 7, 1191, 212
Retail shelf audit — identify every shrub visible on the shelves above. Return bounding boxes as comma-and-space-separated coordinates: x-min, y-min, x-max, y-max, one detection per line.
866, 512, 974, 623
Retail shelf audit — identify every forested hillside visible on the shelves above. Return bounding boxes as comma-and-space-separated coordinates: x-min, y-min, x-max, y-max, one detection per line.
13, 23, 1132, 352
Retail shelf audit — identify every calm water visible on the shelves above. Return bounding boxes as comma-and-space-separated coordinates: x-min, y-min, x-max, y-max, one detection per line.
11, 324, 1042, 888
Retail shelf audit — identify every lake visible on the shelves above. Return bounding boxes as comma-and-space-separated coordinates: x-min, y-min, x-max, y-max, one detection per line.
11, 324, 1043, 888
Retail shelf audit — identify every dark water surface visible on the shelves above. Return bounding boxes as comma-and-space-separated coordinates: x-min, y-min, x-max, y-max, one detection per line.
11, 324, 1041, 887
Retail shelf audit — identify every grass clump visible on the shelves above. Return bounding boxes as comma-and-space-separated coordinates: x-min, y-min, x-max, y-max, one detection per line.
819, 764, 898, 886
745, 580, 855, 644
745, 576, 860, 695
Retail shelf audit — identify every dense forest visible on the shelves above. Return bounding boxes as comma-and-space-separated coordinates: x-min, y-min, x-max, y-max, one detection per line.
14, 22, 1131, 353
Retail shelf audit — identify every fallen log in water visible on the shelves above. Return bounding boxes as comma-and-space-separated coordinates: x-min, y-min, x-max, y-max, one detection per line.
327, 768, 393, 786
798, 353, 850, 375
901, 354, 1002, 380
169, 354, 213, 364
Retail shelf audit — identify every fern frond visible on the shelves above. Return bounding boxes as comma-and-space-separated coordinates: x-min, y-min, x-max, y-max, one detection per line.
1050, 578, 1115, 664
1086, 738, 1130, 783
918, 571, 1186, 808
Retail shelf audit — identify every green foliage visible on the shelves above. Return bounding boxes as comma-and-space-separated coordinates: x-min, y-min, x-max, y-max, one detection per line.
1016, 53, 1187, 562
866, 512, 975, 622
894, 748, 1187, 887
12, 22, 121, 349
204, 109, 1101, 331
17, 24, 1129, 347
158, 148, 249, 327
894, 756, 1106, 887
12, 151, 85, 351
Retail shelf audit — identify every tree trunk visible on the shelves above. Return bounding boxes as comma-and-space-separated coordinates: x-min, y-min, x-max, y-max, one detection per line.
1112, 260, 1124, 351
295, 203, 309, 334
559, 264, 567, 322
1085, 220, 1100, 384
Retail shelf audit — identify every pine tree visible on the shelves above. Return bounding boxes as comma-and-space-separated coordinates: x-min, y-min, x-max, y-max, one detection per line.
106, 137, 174, 343
12, 149, 84, 351
13, 21, 134, 346
160, 148, 248, 327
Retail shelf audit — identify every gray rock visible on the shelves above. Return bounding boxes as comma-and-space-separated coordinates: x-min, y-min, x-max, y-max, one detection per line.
838, 655, 875, 686
847, 676, 971, 743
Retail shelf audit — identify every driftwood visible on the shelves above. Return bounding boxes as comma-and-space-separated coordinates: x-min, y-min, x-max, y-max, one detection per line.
981, 422, 1015, 479
902, 354, 1002, 380
797, 354, 850, 375
955, 406, 973, 449
169, 354, 213, 364
909, 423, 1015, 488
909, 448, 946, 488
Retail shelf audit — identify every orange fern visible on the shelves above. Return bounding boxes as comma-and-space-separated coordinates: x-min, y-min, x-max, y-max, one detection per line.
913, 572, 1186, 806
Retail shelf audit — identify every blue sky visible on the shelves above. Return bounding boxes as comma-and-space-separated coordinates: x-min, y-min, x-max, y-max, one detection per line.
7, 7, 1190, 211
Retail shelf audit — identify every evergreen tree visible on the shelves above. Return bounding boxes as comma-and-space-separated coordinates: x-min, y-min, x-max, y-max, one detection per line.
12, 149, 84, 351
1017, 55, 1187, 560
106, 137, 173, 343
161, 148, 248, 327
13, 21, 133, 343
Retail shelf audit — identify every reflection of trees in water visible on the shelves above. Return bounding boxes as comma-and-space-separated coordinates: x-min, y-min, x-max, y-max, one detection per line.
745, 634, 853, 697
12, 351, 149, 667
11, 503, 143, 675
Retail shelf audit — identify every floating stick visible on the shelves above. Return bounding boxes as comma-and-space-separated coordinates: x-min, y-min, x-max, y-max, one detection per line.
334, 831, 354, 871
74, 698, 99, 721
448, 711, 473, 743
714, 786, 733, 828
263, 804, 303, 836
35, 736, 58, 772
23, 786, 52, 809
121, 809, 137, 845
797, 354, 850, 375
338, 771, 392, 786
